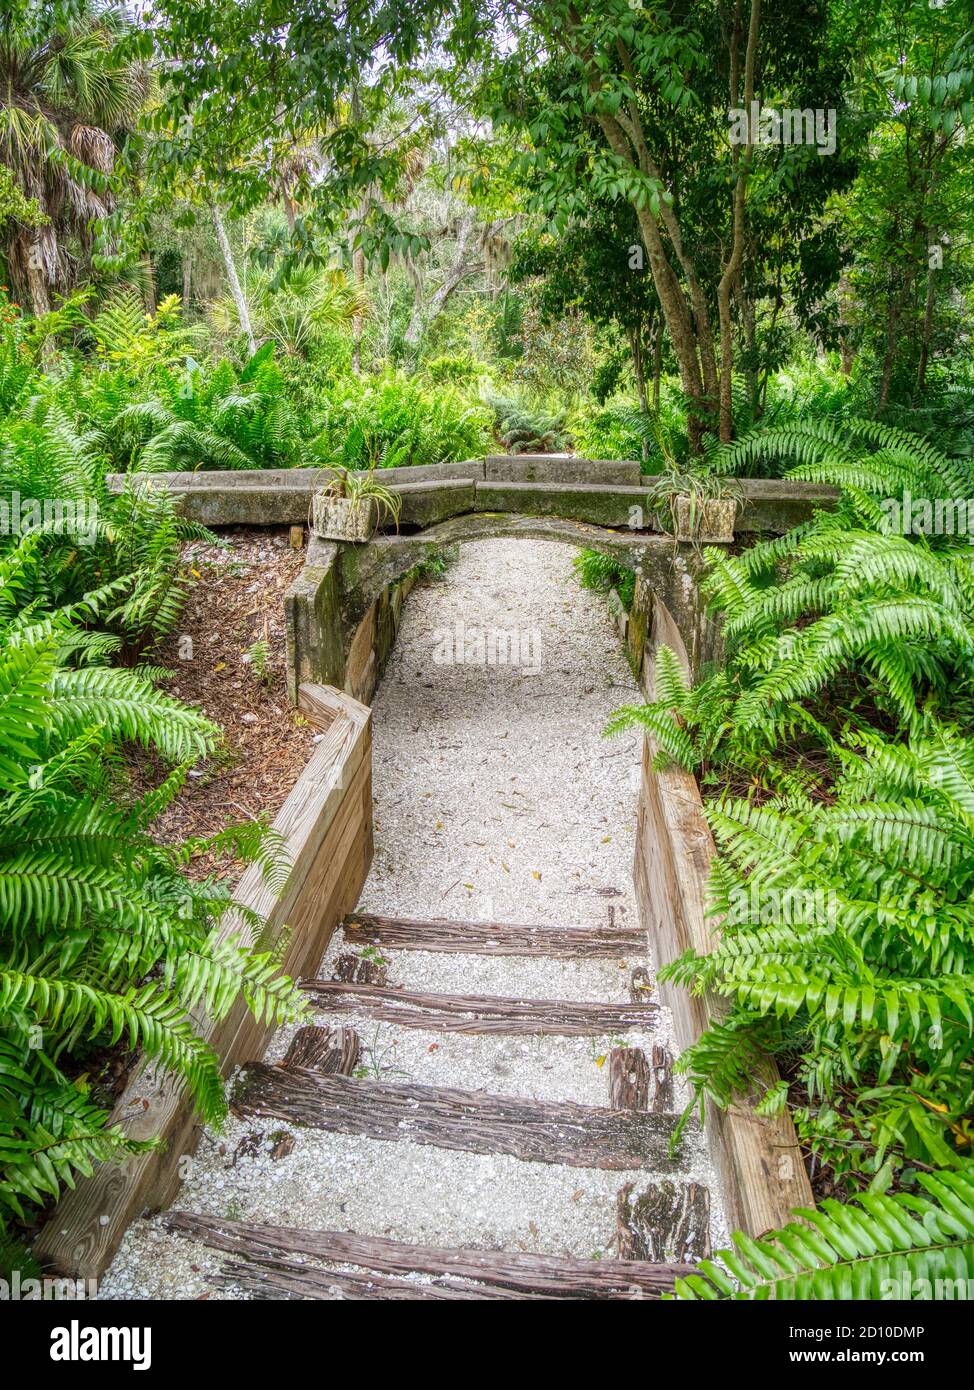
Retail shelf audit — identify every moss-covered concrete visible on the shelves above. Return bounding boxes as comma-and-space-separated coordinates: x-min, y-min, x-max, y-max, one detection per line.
485, 454, 641, 486
475, 481, 654, 529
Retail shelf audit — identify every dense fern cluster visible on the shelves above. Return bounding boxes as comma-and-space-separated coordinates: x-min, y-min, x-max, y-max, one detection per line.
488, 395, 571, 454
0, 296, 304, 1254
610, 419, 974, 1195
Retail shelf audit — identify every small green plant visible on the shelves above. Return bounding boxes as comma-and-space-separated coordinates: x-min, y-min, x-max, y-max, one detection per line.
409, 545, 458, 584
246, 640, 272, 684
317, 465, 403, 528
573, 549, 636, 611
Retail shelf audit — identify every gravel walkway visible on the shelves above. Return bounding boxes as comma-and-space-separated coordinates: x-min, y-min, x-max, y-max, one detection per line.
99, 539, 727, 1300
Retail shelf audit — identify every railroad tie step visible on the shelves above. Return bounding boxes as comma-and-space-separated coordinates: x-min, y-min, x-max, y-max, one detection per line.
231, 1065, 684, 1170
299, 980, 659, 1035
341, 912, 646, 959
165, 1212, 697, 1300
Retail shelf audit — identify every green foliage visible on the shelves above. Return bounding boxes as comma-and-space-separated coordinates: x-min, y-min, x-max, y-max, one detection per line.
573, 548, 635, 612
571, 386, 690, 473
102, 350, 311, 472
0, 294, 304, 1239
316, 372, 491, 469
0, 579, 305, 1230
488, 395, 570, 454
610, 419, 974, 1182
674, 1167, 974, 1301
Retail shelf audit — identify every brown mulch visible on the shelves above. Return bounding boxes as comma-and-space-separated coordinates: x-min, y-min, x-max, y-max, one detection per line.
128, 526, 317, 878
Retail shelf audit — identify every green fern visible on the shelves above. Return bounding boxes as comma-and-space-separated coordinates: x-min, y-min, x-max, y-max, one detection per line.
674, 1168, 974, 1300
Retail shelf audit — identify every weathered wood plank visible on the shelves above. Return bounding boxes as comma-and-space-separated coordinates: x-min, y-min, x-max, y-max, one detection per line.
342, 912, 645, 959
300, 981, 659, 1035
233, 1066, 683, 1170
616, 1180, 711, 1263
165, 1212, 693, 1298
650, 1043, 675, 1114
281, 1025, 360, 1075
332, 952, 388, 986
216, 1254, 534, 1300
609, 1048, 650, 1111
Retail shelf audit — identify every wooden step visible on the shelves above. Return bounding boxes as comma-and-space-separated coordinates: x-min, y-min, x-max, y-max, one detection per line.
342, 912, 645, 959
218, 1253, 533, 1300
300, 980, 659, 1035
233, 1066, 683, 1170
166, 1212, 694, 1298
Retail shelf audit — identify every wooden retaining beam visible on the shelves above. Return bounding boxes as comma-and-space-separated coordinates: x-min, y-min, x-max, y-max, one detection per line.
233, 1067, 684, 1170
633, 599, 815, 1236
34, 683, 374, 1281
300, 980, 660, 1035
342, 911, 646, 958
165, 1212, 693, 1298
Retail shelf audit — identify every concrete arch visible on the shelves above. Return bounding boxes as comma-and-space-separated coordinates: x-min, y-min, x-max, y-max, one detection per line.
286, 513, 718, 706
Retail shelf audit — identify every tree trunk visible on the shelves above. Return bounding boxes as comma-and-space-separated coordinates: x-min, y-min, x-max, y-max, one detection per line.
652, 325, 663, 410
716, 0, 761, 442
10, 224, 56, 317
879, 281, 902, 409
628, 324, 651, 468
143, 257, 157, 315
916, 256, 937, 396
210, 201, 256, 355
351, 239, 366, 373
838, 270, 855, 376
404, 208, 481, 351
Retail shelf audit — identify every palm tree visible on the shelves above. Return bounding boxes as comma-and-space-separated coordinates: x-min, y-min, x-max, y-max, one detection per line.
0, 1, 149, 315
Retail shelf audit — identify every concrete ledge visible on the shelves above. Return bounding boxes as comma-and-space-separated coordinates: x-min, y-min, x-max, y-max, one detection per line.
737, 478, 838, 533
475, 480, 652, 529
485, 454, 641, 486
393, 479, 477, 528
34, 683, 374, 1280
106, 467, 838, 537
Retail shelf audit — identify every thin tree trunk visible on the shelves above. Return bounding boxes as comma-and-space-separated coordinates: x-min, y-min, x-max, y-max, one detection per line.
736, 274, 758, 418
717, 0, 761, 442
838, 269, 855, 376
404, 208, 480, 350
351, 238, 366, 373
916, 256, 937, 396
210, 201, 256, 355
181, 253, 192, 311
652, 324, 663, 410
879, 281, 902, 409
143, 257, 157, 315
628, 325, 651, 468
